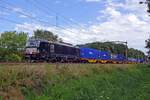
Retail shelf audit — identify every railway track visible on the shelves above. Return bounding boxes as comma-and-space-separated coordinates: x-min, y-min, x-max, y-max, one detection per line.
0, 62, 143, 65
0, 62, 49, 65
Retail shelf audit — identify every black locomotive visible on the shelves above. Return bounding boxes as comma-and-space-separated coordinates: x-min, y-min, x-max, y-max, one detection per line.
25, 39, 80, 62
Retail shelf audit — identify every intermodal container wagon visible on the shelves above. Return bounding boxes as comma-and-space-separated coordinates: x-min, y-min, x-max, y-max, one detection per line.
80, 47, 99, 59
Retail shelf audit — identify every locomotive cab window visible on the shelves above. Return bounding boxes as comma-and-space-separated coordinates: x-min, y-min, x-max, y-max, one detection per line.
26, 40, 40, 47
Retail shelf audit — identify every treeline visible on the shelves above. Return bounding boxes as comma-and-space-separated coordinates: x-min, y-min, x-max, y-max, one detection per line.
0, 30, 146, 62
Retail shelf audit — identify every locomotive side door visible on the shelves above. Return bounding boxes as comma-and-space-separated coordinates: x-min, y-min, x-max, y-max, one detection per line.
39, 42, 50, 59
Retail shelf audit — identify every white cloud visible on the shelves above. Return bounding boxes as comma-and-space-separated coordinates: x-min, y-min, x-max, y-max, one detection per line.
84, 0, 101, 2
15, 23, 56, 35
10, 7, 37, 19
12, 7, 23, 12
19, 15, 28, 18
93, 0, 150, 52
54, 0, 61, 4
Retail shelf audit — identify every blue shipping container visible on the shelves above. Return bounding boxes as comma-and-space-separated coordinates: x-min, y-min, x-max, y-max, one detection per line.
111, 54, 126, 61
138, 59, 144, 63
80, 47, 99, 59
99, 51, 111, 60
128, 58, 137, 62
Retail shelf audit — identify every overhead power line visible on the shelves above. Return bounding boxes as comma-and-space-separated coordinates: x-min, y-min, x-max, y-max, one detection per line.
0, 16, 77, 34
0, 5, 55, 26
33, 0, 84, 26
27, 0, 87, 31
0, 1, 79, 34
0, 17, 22, 25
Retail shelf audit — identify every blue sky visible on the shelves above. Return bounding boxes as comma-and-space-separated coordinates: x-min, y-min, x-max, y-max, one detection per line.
0, 0, 150, 53
0, 0, 105, 28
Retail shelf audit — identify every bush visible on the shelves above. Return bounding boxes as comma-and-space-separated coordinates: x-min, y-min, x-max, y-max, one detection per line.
0, 56, 3, 62
4, 54, 22, 62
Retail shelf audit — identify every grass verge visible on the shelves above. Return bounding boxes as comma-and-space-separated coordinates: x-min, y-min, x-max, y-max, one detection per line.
0, 64, 149, 100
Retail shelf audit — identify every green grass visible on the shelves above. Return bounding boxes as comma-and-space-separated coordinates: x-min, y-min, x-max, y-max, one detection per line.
0, 64, 150, 100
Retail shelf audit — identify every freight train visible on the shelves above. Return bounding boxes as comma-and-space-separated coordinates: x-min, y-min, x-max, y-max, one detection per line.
25, 39, 144, 63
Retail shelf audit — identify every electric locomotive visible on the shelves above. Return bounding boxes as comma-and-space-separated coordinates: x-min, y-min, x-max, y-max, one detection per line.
25, 39, 80, 62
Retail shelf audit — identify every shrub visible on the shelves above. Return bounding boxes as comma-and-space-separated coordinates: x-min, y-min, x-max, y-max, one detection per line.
4, 54, 22, 62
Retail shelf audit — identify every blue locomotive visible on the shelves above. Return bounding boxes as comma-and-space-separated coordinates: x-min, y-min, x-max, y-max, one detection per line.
25, 39, 144, 63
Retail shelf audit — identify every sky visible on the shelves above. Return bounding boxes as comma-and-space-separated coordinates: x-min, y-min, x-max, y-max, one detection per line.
0, 0, 150, 53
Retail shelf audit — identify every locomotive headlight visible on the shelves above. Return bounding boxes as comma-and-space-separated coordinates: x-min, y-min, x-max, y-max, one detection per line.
32, 48, 39, 54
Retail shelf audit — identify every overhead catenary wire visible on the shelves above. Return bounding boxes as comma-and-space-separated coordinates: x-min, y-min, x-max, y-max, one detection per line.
34, 0, 85, 26
0, 1, 79, 34
0, 16, 81, 41
0, 17, 22, 25
26, 0, 88, 32
0, 5, 55, 26
0, 17, 33, 34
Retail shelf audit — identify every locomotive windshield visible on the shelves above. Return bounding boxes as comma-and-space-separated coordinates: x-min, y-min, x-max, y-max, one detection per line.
26, 40, 40, 47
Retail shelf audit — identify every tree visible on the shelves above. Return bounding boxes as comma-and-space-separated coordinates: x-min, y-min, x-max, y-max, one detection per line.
32, 29, 61, 42
139, 0, 150, 13
0, 31, 27, 62
128, 48, 145, 59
